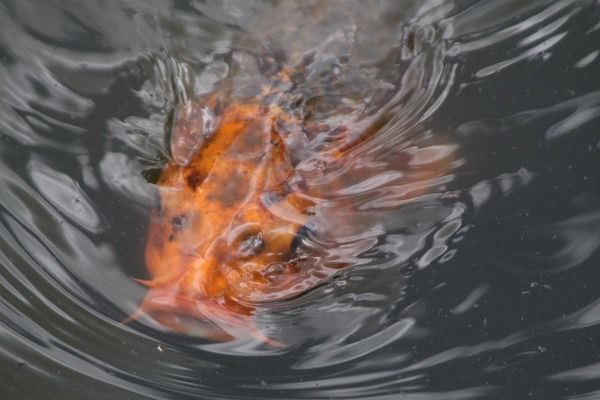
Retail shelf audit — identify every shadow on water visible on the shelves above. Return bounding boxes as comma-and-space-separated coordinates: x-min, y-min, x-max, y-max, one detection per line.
0, 0, 599, 399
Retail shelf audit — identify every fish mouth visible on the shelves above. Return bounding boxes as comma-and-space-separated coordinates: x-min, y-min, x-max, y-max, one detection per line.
231, 256, 337, 305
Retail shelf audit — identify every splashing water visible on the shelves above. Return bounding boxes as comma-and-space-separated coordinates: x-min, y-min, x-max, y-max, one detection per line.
0, 0, 599, 399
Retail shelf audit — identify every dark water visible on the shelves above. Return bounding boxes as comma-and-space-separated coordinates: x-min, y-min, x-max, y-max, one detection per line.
1, 0, 599, 399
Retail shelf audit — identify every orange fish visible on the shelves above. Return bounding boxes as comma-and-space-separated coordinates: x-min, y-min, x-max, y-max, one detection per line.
132, 69, 454, 345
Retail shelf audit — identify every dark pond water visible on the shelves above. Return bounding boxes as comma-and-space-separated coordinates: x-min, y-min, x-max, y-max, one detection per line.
1, 1, 600, 399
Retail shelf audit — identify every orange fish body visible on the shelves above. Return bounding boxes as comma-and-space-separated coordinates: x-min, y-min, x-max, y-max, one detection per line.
137, 90, 316, 342
134, 74, 454, 344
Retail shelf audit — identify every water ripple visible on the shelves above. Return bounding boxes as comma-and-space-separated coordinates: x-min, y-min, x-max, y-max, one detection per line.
0, 0, 599, 399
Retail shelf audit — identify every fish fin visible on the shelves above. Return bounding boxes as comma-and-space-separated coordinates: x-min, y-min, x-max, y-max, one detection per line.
133, 278, 153, 287
248, 328, 285, 348
124, 289, 285, 347
120, 303, 147, 325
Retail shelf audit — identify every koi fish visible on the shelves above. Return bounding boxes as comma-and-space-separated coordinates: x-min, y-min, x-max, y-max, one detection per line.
132, 68, 454, 345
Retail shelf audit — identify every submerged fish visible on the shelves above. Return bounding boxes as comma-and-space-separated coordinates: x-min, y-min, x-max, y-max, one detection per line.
132, 67, 454, 344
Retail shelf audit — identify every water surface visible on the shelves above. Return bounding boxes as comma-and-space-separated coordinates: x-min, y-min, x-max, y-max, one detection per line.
0, 1, 599, 399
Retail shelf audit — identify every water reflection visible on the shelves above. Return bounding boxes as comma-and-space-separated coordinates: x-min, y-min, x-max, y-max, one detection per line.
0, 0, 599, 399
